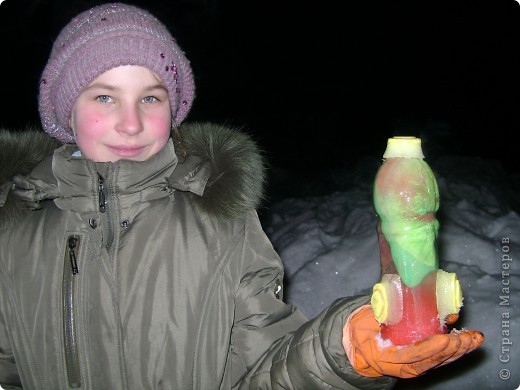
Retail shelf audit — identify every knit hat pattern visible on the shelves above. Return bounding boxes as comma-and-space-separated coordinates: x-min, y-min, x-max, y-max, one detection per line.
39, 2, 195, 143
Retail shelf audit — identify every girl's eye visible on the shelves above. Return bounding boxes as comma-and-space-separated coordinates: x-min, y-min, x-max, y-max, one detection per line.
97, 95, 112, 103
142, 96, 158, 104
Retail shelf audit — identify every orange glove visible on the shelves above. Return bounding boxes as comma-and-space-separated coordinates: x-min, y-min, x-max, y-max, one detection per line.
342, 305, 484, 378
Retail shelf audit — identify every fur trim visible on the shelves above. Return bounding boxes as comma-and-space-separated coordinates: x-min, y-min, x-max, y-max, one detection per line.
0, 128, 60, 183
0, 128, 60, 230
179, 122, 266, 219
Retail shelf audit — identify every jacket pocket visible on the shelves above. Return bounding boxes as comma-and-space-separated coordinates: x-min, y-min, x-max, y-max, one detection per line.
63, 235, 81, 388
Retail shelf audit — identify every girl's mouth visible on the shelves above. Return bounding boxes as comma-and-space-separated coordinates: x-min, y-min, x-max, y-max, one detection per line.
108, 145, 147, 158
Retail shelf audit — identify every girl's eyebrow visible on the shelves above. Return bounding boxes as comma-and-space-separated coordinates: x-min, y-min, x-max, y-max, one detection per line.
83, 83, 168, 93
145, 84, 169, 93
84, 83, 116, 91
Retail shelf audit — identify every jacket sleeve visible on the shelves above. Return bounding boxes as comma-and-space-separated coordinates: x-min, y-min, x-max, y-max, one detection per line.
231, 211, 396, 389
0, 306, 22, 389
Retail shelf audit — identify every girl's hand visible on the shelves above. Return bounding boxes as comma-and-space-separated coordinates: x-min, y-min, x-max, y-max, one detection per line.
342, 306, 484, 378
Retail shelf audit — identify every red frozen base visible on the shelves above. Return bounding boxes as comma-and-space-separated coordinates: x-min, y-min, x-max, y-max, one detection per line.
380, 272, 447, 346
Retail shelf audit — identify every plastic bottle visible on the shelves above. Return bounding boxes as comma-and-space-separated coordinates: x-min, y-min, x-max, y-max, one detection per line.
370, 136, 463, 346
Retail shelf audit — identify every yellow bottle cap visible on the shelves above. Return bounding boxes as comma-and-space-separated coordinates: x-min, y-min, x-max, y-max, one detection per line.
371, 283, 389, 323
383, 136, 425, 159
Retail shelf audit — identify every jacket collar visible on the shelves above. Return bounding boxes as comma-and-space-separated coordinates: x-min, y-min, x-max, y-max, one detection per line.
49, 140, 182, 213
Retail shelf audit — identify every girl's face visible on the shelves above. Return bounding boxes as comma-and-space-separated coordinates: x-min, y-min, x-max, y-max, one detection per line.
71, 65, 172, 162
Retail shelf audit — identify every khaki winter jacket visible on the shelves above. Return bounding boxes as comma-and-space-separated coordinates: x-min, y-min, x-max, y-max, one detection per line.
0, 123, 395, 390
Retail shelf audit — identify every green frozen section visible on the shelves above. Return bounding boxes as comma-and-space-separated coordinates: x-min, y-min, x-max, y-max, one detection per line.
374, 158, 440, 287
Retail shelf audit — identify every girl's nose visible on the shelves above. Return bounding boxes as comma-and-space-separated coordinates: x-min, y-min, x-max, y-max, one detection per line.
115, 104, 143, 135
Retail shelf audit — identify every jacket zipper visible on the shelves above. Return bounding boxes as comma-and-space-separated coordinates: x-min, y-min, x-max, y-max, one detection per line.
96, 172, 128, 387
98, 174, 106, 213
63, 235, 81, 388
98, 173, 114, 249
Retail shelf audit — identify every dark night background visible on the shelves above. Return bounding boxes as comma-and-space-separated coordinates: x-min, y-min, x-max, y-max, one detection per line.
1, 0, 519, 197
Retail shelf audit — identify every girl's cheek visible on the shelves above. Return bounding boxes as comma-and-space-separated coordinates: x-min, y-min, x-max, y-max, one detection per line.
149, 113, 172, 135
76, 112, 108, 134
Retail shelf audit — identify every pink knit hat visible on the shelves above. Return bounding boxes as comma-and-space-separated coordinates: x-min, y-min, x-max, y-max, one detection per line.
39, 3, 195, 143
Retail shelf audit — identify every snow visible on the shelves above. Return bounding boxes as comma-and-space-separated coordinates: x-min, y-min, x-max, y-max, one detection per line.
262, 154, 520, 389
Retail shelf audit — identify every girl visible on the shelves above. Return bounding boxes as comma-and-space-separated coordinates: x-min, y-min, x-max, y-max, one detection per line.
0, 3, 482, 389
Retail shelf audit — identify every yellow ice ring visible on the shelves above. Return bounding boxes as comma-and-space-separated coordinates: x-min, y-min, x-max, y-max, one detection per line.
436, 269, 463, 320
371, 274, 403, 325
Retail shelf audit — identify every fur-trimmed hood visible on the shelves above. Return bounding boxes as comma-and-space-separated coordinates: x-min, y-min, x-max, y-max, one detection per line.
0, 122, 265, 229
